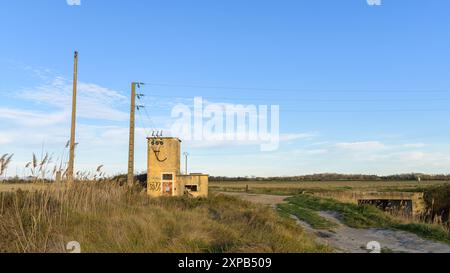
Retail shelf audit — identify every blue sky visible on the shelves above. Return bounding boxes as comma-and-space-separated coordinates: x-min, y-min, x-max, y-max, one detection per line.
1, 0, 450, 177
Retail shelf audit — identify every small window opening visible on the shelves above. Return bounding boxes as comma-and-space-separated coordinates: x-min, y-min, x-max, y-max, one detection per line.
162, 174, 173, 181
185, 185, 198, 192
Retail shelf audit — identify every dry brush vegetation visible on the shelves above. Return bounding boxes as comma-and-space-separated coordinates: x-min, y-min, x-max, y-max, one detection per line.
0, 182, 328, 253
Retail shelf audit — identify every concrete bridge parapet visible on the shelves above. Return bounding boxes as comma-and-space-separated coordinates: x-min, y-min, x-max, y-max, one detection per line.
313, 191, 426, 217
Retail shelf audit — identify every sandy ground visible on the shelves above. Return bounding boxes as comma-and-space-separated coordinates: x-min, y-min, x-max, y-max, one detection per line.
220, 192, 450, 253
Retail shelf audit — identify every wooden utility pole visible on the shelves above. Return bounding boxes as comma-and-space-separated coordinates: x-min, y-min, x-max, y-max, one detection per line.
127, 82, 141, 187
67, 51, 78, 184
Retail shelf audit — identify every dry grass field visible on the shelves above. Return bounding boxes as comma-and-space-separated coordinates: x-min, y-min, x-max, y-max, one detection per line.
0, 182, 328, 253
1, 179, 449, 253
0, 183, 50, 193
210, 180, 450, 195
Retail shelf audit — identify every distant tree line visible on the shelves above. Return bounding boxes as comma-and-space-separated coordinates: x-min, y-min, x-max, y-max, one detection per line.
210, 173, 450, 182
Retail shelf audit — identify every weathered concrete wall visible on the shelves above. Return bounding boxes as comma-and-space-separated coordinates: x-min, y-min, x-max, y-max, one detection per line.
178, 174, 209, 198
146, 137, 209, 198
147, 137, 181, 197
313, 191, 426, 217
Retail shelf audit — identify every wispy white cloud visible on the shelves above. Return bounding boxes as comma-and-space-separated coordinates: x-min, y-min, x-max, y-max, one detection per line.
402, 143, 427, 148
0, 107, 68, 126
401, 151, 426, 161
178, 132, 313, 149
0, 132, 13, 145
305, 149, 329, 155
335, 141, 386, 152
19, 76, 128, 121
0, 70, 135, 175
279, 133, 315, 142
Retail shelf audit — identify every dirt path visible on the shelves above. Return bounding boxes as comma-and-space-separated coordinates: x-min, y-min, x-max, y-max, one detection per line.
221, 192, 450, 253
219, 192, 291, 207
295, 211, 450, 253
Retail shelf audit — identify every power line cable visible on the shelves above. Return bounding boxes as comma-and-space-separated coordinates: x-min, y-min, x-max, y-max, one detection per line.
143, 93, 450, 103
136, 107, 151, 137
135, 95, 450, 113
145, 82, 450, 94
279, 108, 450, 113
136, 88, 163, 136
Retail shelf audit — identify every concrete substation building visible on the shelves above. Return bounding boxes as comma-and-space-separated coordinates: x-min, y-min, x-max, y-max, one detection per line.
147, 137, 209, 198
